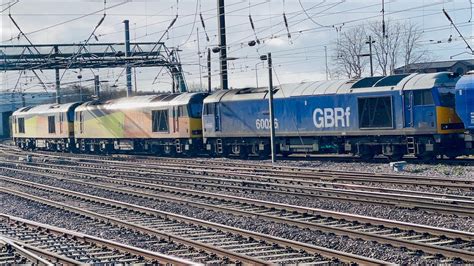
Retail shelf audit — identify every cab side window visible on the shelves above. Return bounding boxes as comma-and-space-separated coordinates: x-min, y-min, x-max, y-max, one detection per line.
48, 116, 56, 134
204, 103, 215, 115
18, 117, 25, 133
413, 90, 434, 106
152, 110, 169, 132
178, 105, 188, 117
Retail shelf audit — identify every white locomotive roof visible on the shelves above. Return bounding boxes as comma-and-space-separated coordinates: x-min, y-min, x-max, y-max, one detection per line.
13, 102, 80, 116
75, 92, 205, 111
401, 72, 459, 90
204, 72, 459, 103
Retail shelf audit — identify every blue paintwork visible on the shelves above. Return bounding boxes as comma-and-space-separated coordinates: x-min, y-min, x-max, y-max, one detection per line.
203, 90, 416, 137
456, 75, 474, 131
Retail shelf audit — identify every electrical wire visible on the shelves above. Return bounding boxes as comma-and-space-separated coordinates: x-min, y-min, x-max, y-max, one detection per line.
1, 1, 128, 44
59, 1, 108, 82
0, 0, 18, 13
8, 14, 49, 92
178, 0, 199, 47
298, 0, 332, 28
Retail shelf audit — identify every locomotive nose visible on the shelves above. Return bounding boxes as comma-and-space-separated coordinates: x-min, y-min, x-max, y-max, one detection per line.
455, 71, 474, 131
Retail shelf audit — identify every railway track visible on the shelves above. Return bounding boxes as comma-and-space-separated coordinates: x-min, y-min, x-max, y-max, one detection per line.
1, 157, 472, 217
0, 176, 387, 265
0, 213, 194, 265
0, 163, 473, 263
2, 156, 471, 202
1, 147, 472, 192
0, 236, 54, 265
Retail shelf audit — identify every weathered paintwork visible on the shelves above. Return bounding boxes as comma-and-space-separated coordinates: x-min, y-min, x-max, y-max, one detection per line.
74, 93, 206, 140
12, 102, 80, 139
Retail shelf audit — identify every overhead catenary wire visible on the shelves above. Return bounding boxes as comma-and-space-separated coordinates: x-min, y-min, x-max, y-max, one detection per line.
443, 8, 474, 53
0, 0, 18, 13
1, 1, 128, 44
59, 10, 107, 82
2, 1, 473, 94
8, 14, 49, 92
298, 0, 332, 28
178, 0, 199, 48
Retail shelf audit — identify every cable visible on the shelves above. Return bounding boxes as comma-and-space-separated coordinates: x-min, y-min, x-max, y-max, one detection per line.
8, 14, 49, 92
0, 0, 18, 13
298, 0, 332, 27
469, 0, 473, 22
443, 8, 474, 53
178, 0, 199, 47
59, 1, 108, 82
1, 1, 128, 44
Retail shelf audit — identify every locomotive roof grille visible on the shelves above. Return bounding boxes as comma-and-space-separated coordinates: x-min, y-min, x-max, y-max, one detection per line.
351, 77, 384, 88
20, 106, 34, 112
373, 74, 410, 87
160, 93, 181, 102
236, 87, 268, 94
150, 94, 172, 102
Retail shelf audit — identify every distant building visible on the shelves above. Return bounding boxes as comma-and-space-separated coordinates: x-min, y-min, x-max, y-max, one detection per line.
394, 59, 474, 75
0, 92, 54, 137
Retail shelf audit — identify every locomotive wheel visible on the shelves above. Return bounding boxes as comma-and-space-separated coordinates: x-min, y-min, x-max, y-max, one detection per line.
358, 146, 375, 161
444, 150, 460, 160
387, 153, 404, 161
238, 146, 249, 159
258, 151, 270, 160
417, 152, 436, 163
152, 145, 163, 157
163, 145, 176, 157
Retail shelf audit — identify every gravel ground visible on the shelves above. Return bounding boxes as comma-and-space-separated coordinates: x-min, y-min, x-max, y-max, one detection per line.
3, 154, 470, 198
172, 181, 474, 233
0, 174, 463, 264
0, 193, 214, 263
2, 166, 473, 233
211, 157, 474, 179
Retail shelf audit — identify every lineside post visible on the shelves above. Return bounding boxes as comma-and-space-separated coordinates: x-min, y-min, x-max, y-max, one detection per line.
124, 20, 132, 97
261, 52, 276, 163
54, 45, 61, 104
217, 0, 228, 90
94, 75, 100, 99
207, 48, 212, 93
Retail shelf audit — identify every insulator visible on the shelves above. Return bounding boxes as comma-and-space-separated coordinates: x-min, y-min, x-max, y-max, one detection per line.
249, 15, 256, 30
283, 13, 291, 39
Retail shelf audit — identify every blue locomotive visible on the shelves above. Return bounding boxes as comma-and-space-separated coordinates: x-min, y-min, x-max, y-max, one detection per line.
12, 72, 474, 160
202, 72, 465, 160
455, 71, 474, 154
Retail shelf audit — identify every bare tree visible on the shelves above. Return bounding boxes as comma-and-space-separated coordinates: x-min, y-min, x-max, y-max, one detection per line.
333, 26, 369, 78
333, 20, 428, 78
402, 22, 428, 72
368, 20, 403, 75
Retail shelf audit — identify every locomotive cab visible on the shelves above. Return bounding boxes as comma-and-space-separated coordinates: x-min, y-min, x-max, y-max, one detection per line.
455, 71, 474, 154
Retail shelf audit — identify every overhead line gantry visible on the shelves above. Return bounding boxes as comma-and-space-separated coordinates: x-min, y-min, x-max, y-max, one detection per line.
0, 42, 188, 103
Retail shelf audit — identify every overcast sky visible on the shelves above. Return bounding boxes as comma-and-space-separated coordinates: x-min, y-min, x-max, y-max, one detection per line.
1, 0, 473, 94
